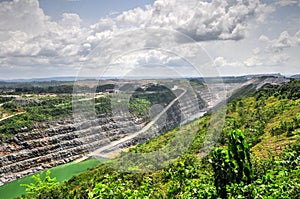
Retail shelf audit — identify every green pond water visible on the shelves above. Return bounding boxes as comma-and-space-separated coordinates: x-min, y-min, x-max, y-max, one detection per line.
0, 158, 102, 199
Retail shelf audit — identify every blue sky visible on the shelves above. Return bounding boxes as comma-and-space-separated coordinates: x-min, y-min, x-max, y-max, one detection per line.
0, 0, 299, 79
39, 0, 154, 25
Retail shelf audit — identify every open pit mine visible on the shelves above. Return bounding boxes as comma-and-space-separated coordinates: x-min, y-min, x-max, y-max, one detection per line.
0, 76, 289, 185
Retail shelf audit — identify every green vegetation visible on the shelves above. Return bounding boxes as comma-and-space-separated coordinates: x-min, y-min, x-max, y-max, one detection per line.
129, 98, 151, 120
0, 84, 178, 139
1, 102, 18, 113
211, 130, 252, 198
132, 85, 176, 106
128, 84, 185, 123
16, 80, 300, 198
96, 84, 115, 93
0, 95, 72, 139
95, 96, 112, 115
21, 170, 59, 199
0, 96, 15, 103
13, 85, 74, 94
0, 84, 80, 132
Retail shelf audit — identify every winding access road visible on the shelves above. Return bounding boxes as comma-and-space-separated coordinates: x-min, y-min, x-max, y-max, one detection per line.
0, 112, 25, 122
90, 88, 187, 157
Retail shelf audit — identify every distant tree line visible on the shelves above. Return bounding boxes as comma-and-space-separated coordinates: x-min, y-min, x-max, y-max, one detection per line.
14, 85, 74, 94
0, 96, 15, 103
255, 79, 300, 100
96, 84, 115, 93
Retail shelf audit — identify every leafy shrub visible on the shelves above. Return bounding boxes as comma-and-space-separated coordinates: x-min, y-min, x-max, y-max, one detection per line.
210, 130, 252, 198
129, 98, 151, 120
2, 102, 18, 112
21, 170, 59, 199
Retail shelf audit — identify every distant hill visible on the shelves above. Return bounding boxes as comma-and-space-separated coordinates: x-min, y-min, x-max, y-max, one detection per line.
291, 74, 300, 79
0, 73, 289, 83
0, 76, 99, 82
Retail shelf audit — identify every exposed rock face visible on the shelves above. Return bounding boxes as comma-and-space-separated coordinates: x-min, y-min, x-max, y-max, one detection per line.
0, 77, 288, 185
0, 101, 184, 185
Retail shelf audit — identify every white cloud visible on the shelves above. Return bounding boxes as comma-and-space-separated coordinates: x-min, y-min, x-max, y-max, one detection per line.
276, 0, 300, 7
115, 0, 273, 41
113, 49, 184, 67
209, 29, 300, 69
0, 0, 90, 64
213, 57, 241, 67
60, 13, 82, 28
81, 0, 275, 75
259, 30, 300, 52
0, 0, 278, 78
244, 53, 290, 67
0, 0, 274, 56
244, 30, 300, 67
0, 0, 48, 35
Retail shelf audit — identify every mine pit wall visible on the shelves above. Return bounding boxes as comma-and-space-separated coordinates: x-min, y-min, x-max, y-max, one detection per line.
0, 77, 290, 186
0, 98, 193, 186
0, 77, 287, 186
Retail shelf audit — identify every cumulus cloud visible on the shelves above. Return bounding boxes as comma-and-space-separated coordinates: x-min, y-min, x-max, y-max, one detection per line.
113, 49, 184, 67
60, 13, 82, 28
244, 30, 300, 67
259, 30, 300, 52
0, 0, 90, 64
115, 0, 273, 41
0, 0, 48, 35
213, 57, 241, 67
0, 0, 276, 77
244, 53, 290, 67
83, 0, 274, 74
211, 29, 300, 68
276, 0, 300, 7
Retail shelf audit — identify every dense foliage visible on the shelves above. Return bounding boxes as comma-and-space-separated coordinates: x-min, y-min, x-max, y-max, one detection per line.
129, 84, 182, 122
132, 85, 176, 106
14, 85, 74, 94
211, 130, 252, 198
95, 96, 112, 115
128, 98, 151, 120
0, 96, 15, 103
0, 95, 72, 138
96, 84, 115, 93
20, 170, 59, 199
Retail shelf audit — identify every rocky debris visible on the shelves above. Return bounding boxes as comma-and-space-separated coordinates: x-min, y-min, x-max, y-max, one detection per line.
256, 77, 290, 90
12, 98, 41, 106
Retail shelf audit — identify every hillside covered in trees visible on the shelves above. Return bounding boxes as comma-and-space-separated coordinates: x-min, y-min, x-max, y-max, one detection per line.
17, 79, 300, 198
